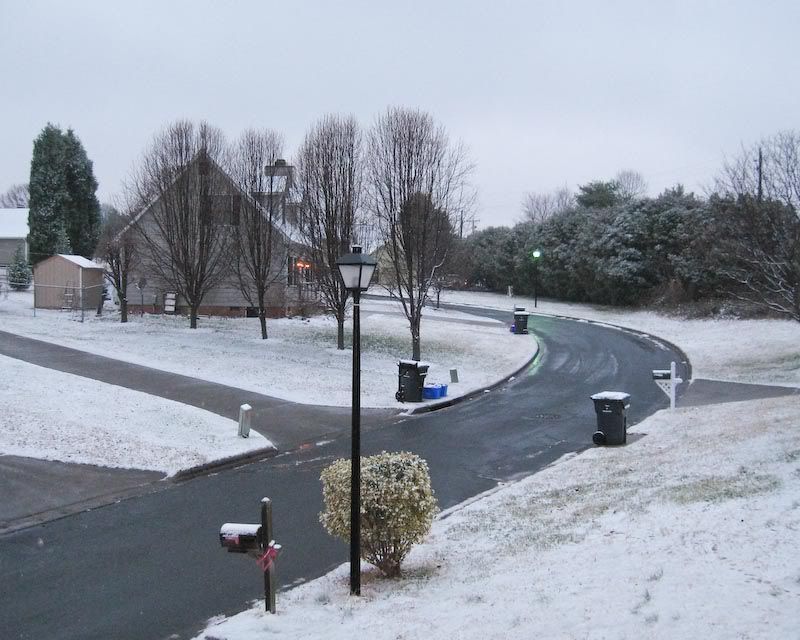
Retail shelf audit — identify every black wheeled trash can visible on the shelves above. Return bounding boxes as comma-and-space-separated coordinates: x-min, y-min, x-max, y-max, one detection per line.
396, 359, 430, 403
590, 392, 630, 445
513, 311, 529, 335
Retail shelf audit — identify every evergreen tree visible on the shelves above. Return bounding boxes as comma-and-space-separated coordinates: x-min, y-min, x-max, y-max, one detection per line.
576, 180, 620, 208
28, 124, 69, 263
27, 124, 100, 262
63, 129, 101, 256
8, 245, 32, 290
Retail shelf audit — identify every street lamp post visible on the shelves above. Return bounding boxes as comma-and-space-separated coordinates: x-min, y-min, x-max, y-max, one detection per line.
335, 244, 377, 596
531, 249, 541, 308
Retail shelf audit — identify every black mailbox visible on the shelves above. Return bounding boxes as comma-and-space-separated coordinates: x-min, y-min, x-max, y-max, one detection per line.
220, 522, 262, 554
652, 369, 671, 380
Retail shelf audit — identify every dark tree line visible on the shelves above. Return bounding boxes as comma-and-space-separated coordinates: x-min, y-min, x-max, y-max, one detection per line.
460, 131, 800, 322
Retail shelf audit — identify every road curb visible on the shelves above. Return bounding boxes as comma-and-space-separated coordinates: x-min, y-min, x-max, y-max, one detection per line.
173, 446, 279, 481
405, 335, 541, 415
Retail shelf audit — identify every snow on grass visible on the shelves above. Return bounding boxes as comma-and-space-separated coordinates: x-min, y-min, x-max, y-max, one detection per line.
194, 395, 800, 640
0, 291, 535, 408
0, 355, 272, 474
437, 290, 800, 387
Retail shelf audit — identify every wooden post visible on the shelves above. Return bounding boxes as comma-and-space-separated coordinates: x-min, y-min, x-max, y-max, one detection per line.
261, 498, 276, 614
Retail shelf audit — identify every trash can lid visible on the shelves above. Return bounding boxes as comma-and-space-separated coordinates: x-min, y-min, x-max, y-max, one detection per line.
590, 391, 630, 402
398, 359, 432, 368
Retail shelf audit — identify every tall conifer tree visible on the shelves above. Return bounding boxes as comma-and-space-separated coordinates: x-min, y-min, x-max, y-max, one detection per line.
63, 129, 100, 256
28, 124, 69, 263
27, 124, 100, 262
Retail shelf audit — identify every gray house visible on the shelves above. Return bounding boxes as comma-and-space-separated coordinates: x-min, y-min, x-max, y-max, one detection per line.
124, 157, 318, 318
0, 208, 28, 267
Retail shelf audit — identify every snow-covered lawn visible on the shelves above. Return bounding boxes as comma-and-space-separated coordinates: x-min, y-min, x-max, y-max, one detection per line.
0, 291, 534, 408
438, 290, 800, 387
0, 355, 271, 475
195, 395, 800, 640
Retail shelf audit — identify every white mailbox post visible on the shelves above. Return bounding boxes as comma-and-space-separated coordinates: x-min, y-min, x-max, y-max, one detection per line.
238, 403, 252, 438
652, 361, 683, 410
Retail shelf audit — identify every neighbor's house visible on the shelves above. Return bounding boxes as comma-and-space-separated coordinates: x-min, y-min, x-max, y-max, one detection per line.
33, 254, 104, 310
0, 208, 29, 267
371, 244, 397, 287
123, 156, 318, 318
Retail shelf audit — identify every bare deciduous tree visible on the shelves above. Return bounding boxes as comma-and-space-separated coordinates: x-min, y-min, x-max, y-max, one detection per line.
367, 107, 473, 360
128, 120, 232, 329
715, 130, 800, 210
522, 186, 573, 223
0, 183, 29, 208
710, 195, 800, 321
615, 169, 648, 202
295, 114, 363, 349
95, 208, 138, 323
228, 128, 288, 339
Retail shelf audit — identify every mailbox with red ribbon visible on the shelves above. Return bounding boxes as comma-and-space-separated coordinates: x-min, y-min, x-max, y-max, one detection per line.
219, 497, 279, 613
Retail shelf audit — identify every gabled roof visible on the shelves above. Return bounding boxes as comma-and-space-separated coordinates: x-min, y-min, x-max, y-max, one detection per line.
0, 208, 29, 238
58, 254, 103, 269
124, 152, 302, 245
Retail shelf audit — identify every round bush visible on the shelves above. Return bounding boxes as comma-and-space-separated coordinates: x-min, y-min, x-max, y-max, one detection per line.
319, 451, 438, 578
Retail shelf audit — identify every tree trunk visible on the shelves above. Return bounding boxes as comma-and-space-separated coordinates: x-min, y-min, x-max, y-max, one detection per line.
259, 309, 268, 340
120, 298, 128, 323
337, 314, 345, 350
190, 304, 198, 329
412, 333, 421, 361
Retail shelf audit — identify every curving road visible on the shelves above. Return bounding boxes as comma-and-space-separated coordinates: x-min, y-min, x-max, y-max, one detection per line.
0, 308, 688, 640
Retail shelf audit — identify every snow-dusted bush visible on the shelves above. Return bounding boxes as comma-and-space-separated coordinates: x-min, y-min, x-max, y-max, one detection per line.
8, 246, 31, 291
319, 451, 438, 578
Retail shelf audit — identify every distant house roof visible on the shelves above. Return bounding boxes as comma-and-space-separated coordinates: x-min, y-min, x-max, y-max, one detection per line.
0, 208, 29, 239
57, 254, 103, 269
124, 152, 303, 245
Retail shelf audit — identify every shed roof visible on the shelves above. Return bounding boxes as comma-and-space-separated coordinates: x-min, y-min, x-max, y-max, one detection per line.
57, 254, 103, 269
0, 208, 29, 238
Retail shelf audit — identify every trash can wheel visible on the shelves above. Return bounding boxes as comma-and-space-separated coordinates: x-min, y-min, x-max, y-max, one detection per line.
395, 390, 405, 402
592, 431, 606, 445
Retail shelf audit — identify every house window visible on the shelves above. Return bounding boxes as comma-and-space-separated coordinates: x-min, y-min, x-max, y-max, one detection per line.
287, 256, 312, 285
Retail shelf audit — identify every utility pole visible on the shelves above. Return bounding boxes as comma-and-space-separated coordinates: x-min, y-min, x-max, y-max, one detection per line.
757, 147, 763, 202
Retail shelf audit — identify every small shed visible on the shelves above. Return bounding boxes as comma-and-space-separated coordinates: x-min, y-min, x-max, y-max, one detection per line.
0, 208, 29, 266
34, 254, 105, 311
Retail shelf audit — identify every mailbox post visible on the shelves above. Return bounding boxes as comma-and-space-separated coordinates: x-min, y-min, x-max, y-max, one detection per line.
652, 361, 683, 410
219, 497, 280, 613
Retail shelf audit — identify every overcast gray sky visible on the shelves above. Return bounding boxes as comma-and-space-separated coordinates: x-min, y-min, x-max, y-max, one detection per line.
1, 0, 797, 227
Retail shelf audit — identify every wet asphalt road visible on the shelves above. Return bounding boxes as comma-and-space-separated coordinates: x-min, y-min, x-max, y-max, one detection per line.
0, 309, 688, 640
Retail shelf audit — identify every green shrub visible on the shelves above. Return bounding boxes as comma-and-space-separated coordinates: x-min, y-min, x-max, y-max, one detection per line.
319, 451, 438, 578
8, 246, 32, 291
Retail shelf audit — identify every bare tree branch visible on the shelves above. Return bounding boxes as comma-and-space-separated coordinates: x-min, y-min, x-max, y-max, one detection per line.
95, 208, 139, 323
521, 185, 573, 223
228, 128, 288, 339
0, 183, 29, 208
295, 114, 363, 349
127, 120, 233, 328
366, 107, 473, 360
